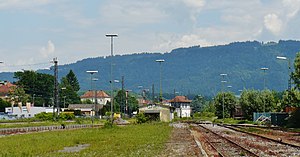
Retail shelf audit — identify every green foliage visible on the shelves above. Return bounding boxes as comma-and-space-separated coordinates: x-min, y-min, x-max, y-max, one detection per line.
213, 92, 237, 119
191, 95, 206, 113
59, 71, 81, 107
14, 70, 54, 106
8, 86, 30, 105
113, 90, 139, 114
281, 89, 300, 108
293, 52, 300, 89
34, 112, 53, 121
59, 113, 75, 120
135, 112, 148, 124
240, 89, 277, 120
0, 123, 171, 156
65, 70, 80, 92
0, 99, 11, 112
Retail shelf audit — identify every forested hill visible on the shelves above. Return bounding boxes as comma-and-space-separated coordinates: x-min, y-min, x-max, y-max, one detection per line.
1, 40, 300, 96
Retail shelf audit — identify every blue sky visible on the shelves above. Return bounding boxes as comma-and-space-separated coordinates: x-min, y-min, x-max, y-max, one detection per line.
1, 0, 300, 71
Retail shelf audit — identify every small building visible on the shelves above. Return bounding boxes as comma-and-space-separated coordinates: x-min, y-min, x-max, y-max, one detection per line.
68, 104, 103, 116
139, 104, 175, 122
169, 96, 192, 118
80, 90, 111, 105
5, 105, 55, 118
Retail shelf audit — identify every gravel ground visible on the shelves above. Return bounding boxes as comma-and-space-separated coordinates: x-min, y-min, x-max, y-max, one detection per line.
202, 124, 300, 157
158, 123, 202, 157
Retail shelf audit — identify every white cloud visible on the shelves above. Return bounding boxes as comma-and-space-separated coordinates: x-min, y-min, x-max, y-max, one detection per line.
283, 0, 300, 18
100, 1, 168, 27
40, 40, 55, 58
182, 0, 205, 9
0, 0, 51, 10
264, 14, 283, 35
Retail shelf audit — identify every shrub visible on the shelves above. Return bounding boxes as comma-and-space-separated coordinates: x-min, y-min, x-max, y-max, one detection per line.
135, 113, 148, 124
59, 113, 75, 120
34, 112, 53, 121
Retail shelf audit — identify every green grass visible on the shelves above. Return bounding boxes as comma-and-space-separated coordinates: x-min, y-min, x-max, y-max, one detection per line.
0, 123, 172, 157
0, 119, 107, 129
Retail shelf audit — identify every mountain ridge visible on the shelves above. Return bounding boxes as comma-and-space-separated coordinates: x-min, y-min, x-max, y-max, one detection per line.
1, 40, 300, 96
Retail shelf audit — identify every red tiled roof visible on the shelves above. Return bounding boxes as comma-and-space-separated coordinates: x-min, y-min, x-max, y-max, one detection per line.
169, 96, 192, 103
80, 90, 110, 98
0, 82, 16, 96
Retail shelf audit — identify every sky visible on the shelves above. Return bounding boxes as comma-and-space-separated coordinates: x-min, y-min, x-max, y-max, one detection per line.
1, 0, 300, 72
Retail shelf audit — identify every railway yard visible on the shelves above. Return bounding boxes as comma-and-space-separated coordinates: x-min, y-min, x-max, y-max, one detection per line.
162, 122, 300, 157
0, 122, 300, 156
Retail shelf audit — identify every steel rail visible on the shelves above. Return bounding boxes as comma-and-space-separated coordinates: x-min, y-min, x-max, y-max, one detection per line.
197, 124, 259, 157
222, 124, 300, 149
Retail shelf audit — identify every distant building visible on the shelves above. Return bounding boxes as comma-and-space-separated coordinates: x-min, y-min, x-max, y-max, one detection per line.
139, 104, 175, 122
67, 104, 103, 116
169, 96, 192, 118
80, 90, 111, 105
0, 81, 16, 100
5, 105, 55, 118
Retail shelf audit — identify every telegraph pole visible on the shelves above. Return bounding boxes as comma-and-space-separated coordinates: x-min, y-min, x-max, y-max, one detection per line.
121, 76, 124, 114
53, 58, 58, 120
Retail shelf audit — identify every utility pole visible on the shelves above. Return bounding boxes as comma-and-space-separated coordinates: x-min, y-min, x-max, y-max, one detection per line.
121, 76, 124, 114
53, 58, 58, 120
106, 34, 118, 123
152, 84, 155, 104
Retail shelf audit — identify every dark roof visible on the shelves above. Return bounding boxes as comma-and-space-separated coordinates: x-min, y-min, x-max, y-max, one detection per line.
80, 90, 110, 98
68, 104, 103, 109
169, 96, 192, 103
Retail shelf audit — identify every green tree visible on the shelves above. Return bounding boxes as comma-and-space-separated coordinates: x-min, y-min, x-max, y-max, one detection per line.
59, 77, 81, 107
112, 90, 138, 115
65, 70, 80, 92
293, 52, 300, 89
213, 92, 236, 119
8, 86, 29, 105
14, 70, 54, 106
0, 99, 11, 112
281, 89, 300, 108
191, 95, 206, 113
240, 89, 276, 120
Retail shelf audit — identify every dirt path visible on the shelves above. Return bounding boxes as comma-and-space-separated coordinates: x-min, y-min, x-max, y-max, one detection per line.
158, 123, 202, 157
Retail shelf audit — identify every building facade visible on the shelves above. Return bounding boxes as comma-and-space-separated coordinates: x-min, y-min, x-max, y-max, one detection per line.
80, 90, 111, 105
169, 96, 192, 118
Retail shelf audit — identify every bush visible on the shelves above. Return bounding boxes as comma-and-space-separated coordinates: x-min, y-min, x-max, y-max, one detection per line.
35, 112, 53, 121
135, 113, 148, 124
59, 113, 75, 120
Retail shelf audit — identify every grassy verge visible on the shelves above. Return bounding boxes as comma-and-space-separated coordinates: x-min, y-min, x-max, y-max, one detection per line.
0, 123, 172, 157
0, 119, 107, 129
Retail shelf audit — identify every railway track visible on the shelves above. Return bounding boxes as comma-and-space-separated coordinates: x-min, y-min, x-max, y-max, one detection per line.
222, 124, 300, 148
0, 124, 102, 136
194, 123, 300, 157
193, 124, 258, 157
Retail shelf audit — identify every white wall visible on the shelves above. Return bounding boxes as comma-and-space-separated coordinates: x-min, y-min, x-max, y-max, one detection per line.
5, 107, 56, 118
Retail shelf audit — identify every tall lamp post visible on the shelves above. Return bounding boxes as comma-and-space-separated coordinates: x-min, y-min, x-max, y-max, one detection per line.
277, 56, 292, 107
220, 73, 227, 121
61, 87, 66, 109
156, 59, 165, 103
86, 71, 98, 117
106, 34, 118, 122
261, 67, 268, 113
93, 78, 98, 117
276, 56, 291, 91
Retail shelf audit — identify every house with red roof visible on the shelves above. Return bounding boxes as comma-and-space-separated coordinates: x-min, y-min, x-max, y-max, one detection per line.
0, 81, 16, 100
169, 96, 192, 118
80, 90, 111, 105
